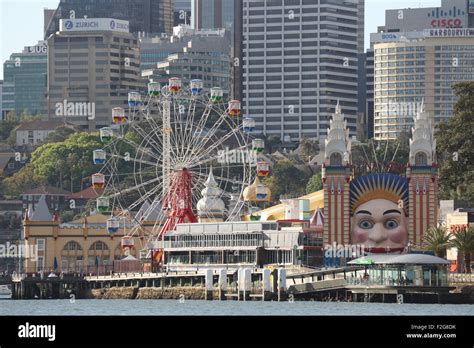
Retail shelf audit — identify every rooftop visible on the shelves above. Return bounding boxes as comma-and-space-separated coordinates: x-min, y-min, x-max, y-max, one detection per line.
348, 254, 450, 266
22, 185, 71, 197
17, 120, 66, 131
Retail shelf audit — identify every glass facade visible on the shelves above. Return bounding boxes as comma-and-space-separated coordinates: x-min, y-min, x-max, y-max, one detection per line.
347, 265, 449, 287
2, 51, 47, 118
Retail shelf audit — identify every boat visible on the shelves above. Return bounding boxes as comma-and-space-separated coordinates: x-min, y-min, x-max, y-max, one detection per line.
0, 285, 12, 298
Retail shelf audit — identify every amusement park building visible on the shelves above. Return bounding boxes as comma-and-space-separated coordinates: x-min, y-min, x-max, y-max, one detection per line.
44, 0, 174, 39
45, 18, 144, 130
22, 196, 139, 274
241, 0, 364, 141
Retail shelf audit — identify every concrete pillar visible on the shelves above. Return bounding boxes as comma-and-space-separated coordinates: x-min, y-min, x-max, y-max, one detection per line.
277, 268, 287, 302
262, 268, 272, 301
239, 268, 251, 301
205, 269, 213, 300
218, 269, 227, 300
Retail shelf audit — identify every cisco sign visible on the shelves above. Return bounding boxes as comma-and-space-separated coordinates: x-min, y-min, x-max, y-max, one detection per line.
430, 18, 463, 28
59, 18, 129, 33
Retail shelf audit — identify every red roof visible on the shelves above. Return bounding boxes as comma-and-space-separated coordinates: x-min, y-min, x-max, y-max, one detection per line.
68, 186, 102, 199
22, 185, 71, 196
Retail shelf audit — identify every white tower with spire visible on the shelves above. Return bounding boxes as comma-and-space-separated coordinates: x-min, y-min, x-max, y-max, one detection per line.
408, 100, 436, 166
196, 171, 226, 222
323, 101, 352, 168
407, 101, 438, 247
322, 101, 352, 246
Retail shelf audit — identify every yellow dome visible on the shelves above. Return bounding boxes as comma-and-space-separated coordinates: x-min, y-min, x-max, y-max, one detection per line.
242, 177, 272, 202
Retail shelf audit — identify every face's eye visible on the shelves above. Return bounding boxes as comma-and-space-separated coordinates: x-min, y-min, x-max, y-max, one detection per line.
358, 219, 373, 229
384, 219, 399, 230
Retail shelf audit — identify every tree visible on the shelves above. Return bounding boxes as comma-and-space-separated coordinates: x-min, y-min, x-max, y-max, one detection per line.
422, 225, 451, 258
263, 160, 309, 201
1, 163, 38, 197
0, 115, 19, 142
449, 226, 474, 274
436, 82, 474, 206
8, 215, 22, 230
60, 211, 75, 223
2, 132, 103, 196
306, 172, 323, 194
264, 135, 282, 153
43, 125, 78, 144
299, 137, 320, 163
31, 132, 103, 192
352, 131, 410, 175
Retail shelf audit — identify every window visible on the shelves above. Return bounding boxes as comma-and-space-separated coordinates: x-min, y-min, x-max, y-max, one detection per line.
36, 256, 44, 272
330, 152, 342, 166
415, 152, 428, 166
36, 239, 45, 251
90, 241, 108, 251
63, 241, 82, 251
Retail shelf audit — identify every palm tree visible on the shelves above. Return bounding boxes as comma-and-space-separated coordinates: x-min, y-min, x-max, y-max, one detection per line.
449, 226, 474, 274
423, 225, 451, 258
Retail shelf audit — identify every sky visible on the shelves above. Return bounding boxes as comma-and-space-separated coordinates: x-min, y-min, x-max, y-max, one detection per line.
0, 0, 443, 80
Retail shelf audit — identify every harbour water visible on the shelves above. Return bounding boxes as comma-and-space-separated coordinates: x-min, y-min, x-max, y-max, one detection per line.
0, 299, 473, 316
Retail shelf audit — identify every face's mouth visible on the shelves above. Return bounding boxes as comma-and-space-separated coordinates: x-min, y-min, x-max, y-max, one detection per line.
365, 247, 405, 254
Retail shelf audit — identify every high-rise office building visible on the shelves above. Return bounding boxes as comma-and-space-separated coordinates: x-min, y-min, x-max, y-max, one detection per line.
372, 31, 474, 140
174, 0, 192, 26
191, 0, 243, 100
46, 18, 143, 130
242, 0, 364, 141
192, 0, 235, 31
2, 41, 48, 119
367, 0, 474, 140
0, 81, 3, 120
141, 26, 232, 94
44, 0, 173, 39
365, 50, 374, 140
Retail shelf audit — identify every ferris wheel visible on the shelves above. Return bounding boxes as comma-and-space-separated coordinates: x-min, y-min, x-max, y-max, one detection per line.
90, 78, 271, 254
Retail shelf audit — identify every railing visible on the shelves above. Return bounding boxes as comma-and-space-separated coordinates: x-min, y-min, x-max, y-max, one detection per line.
346, 276, 449, 287
449, 273, 474, 284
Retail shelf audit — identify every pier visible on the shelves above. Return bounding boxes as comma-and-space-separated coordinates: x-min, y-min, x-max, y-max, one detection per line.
6, 267, 473, 304
9, 267, 289, 301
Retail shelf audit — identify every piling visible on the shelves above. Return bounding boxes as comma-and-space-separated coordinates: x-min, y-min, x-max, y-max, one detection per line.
239, 268, 251, 301
205, 269, 213, 300
277, 268, 287, 302
218, 269, 227, 300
